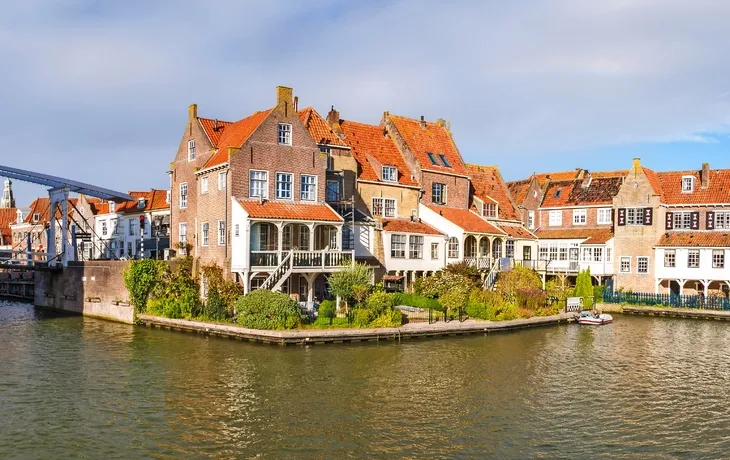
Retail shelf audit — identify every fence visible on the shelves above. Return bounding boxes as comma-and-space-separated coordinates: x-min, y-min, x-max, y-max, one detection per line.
603, 290, 730, 310
396, 306, 467, 324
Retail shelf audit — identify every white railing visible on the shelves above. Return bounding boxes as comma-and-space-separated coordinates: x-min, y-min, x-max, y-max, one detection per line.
260, 251, 293, 292
464, 256, 492, 270
482, 259, 501, 290
252, 250, 354, 270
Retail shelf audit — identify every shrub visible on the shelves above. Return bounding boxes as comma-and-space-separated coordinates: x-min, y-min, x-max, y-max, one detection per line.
593, 285, 605, 303
444, 261, 480, 279
146, 257, 202, 319
466, 289, 509, 321
123, 259, 167, 312
369, 309, 403, 328
327, 263, 372, 311
391, 292, 443, 311
419, 272, 476, 299
365, 291, 395, 317
497, 265, 542, 304
202, 287, 227, 321
353, 308, 374, 327
573, 269, 593, 308
317, 299, 336, 319
235, 290, 301, 330
312, 316, 350, 328
201, 263, 243, 318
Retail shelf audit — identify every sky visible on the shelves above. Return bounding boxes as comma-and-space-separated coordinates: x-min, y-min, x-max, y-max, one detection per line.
2, 0, 730, 207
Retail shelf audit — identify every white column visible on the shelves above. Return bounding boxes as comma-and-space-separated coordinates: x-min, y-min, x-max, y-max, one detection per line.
336, 225, 343, 251
277, 222, 284, 262
702, 279, 710, 300
309, 224, 316, 252
655, 279, 661, 295
243, 270, 250, 294
678, 279, 685, 296
403, 271, 409, 292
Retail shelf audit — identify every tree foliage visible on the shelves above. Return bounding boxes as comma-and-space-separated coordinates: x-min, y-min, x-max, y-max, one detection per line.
123, 259, 168, 313
146, 257, 202, 319
573, 268, 594, 308
326, 263, 372, 309
200, 263, 243, 318
235, 290, 301, 330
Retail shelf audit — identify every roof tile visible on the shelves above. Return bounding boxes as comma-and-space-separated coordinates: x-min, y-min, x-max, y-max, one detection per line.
541, 177, 623, 207
203, 109, 274, 169
534, 228, 614, 244
389, 115, 467, 176
199, 118, 233, 147
656, 169, 730, 204
382, 219, 443, 235
238, 200, 342, 222
427, 205, 505, 235
297, 107, 348, 147
466, 164, 521, 221
656, 232, 730, 247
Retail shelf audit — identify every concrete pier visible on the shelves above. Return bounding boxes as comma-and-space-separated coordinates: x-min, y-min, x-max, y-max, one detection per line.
621, 306, 730, 321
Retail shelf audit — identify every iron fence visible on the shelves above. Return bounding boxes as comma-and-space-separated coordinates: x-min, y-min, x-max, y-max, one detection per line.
604, 290, 730, 310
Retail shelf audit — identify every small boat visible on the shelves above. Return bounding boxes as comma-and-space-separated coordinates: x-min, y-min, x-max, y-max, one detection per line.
577, 311, 613, 325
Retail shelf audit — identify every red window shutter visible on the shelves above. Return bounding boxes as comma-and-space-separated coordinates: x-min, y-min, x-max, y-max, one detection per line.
665, 212, 673, 230
691, 211, 700, 230
617, 208, 626, 226
643, 208, 653, 226
706, 211, 715, 230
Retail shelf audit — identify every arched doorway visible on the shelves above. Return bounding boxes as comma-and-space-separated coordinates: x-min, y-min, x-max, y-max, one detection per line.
492, 238, 503, 259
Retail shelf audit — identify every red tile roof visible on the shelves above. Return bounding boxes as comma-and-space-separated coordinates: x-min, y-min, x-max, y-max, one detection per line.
534, 228, 614, 244
199, 117, 233, 147
116, 190, 170, 214
382, 219, 443, 235
388, 115, 467, 176
238, 200, 342, 222
592, 170, 628, 178
507, 179, 534, 205
656, 169, 730, 205
203, 109, 274, 169
0, 208, 17, 240
640, 167, 664, 199
427, 205, 505, 235
466, 164, 521, 221
541, 177, 623, 207
21, 197, 78, 224
339, 120, 418, 186
656, 232, 730, 247
497, 224, 537, 240
297, 107, 348, 147
534, 170, 582, 186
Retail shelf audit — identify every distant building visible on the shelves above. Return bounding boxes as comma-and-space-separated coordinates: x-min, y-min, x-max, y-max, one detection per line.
1, 178, 15, 209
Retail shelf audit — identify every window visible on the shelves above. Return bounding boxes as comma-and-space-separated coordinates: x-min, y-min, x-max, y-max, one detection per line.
391, 234, 406, 258
166, 190, 171, 204
713, 250, 725, 269
234, 224, 240, 238
126, 242, 132, 258
201, 223, 209, 246
201, 176, 208, 194
275, 173, 293, 200
320, 146, 330, 155
326, 180, 340, 202
573, 209, 587, 225
187, 140, 196, 161
342, 225, 354, 250
664, 250, 675, 267
299, 227, 309, 250
128, 219, 135, 236
300, 175, 317, 201
448, 237, 459, 258
111, 218, 118, 235
637, 256, 649, 274
179, 183, 188, 209
483, 203, 497, 218
620, 257, 631, 273
382, 166, 397, 182
558, 245, 567, 261
682, 176, 694, 193
593, 247, 603, 263
218, 221, 225, 245
528, 211, 535, 229
549, 210, 562, 226
582, 247, 591, 262
101, 220, 108, 237
597, 208, 612, 225
715, 211, 730, 230
426, 152, 439, 165
218, 171, 227, 191
432, 183, 447, 205
372, 198, 396, 218
249, 171, 268, 198
506, 240, 514, 258
626, 208, 644, 226
672, 212, 693, 230
179, 223, 187, 245
549, 245, 558, 260
277, 123, 292, 145
431, 242, 439, 260
688, 250, 700, 268
438, 154, 452, 168
409, 236, 423, 259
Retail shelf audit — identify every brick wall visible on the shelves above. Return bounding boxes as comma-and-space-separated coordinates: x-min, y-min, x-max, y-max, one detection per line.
539, 207, 613, 230
519, 179, 542, 229
356, 182, 420, 219
421, 171, 470, 209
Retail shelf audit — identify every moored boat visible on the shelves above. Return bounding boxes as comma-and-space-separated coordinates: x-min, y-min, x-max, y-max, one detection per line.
577, 311, 613, 325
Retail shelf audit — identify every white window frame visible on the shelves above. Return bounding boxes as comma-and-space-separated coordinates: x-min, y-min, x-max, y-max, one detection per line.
409, 235, 424, 259
382, 166, 397, 182
249, 170, 268, 198
277, 123, 292, 145
687, 250, 700, 268
218, 171, 227, 191
179, 223, 187, 244
101, 220, 108, 237
431, 242, 439, 260
681, 176, 694, 193
275, 172, 293, 200
300, 175, 317, 201
606, 248, 612, 263
390, 234, 406, 258
549, 210, 562, 226
201, 176, 208, 195
179, 183, 188, 209
218, 220, 225, 246
626, 208, 644, 226
528, 210, 535, 229
372, 198, 397, 218
483, 203, 497, 219
187, 139, 196, 161
672, 212, 693, 230
637, 256, 649, 274
572, 209, 587, 226
664, 249, 675, 267
201, 222, 209, 247
593, 247, 603, 263
597, 208, 612, 225
432, 183, 447, 205
620, 256, 631, 273
713, 250, 725, 269
447, 237, 459, 259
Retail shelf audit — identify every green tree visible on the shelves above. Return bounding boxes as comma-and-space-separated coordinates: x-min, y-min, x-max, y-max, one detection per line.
496, 265, 542, 304
326, 263, 372, 312
573, 268, 594, 308
123, 259, 168, 313
235, 290, 301, 330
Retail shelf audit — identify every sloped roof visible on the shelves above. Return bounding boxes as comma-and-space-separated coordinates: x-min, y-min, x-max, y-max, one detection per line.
238, 200, 342, 222
297, 107, 348, 147
388, 115, 467, 176
339, 119, 418, 186
656, 169, 730, 205
656, 232, 730, 247
427, 205, 505, 235
203, 109, 274, 169
507, 178, 534, 205
21, 197, 78, 224
497, 224, 537, 240
467, 164, 520, 221
0, 208, 17, 239
534, 170, 582, 186
541, 177, 623, 207
382, 219, 443, 235
116, 190, 170, 214
534, 228, 614, 244
640, 167, 664, 199
199, 118, 234, 147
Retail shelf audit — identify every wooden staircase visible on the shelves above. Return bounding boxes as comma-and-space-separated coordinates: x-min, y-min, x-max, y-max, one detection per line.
260, 251, 293, 292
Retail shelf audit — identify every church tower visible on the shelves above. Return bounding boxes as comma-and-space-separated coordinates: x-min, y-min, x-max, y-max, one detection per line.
1, 178, 15, 208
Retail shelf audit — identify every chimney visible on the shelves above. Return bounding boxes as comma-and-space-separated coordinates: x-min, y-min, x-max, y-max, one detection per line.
632, 157, 641, 171
276, 86, 294, 116
294, 96, 299, 112
213, 119, 218, 131
701, 162, 710, 188
188, 104, 198, 120
581, 172, 592, 189
419, 115, 426, 129
326, 106, 340, 127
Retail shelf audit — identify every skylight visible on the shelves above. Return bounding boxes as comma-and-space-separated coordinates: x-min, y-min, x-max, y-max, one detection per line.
554, 189, 562, 198
426, 152, 439, 166
438, 154, 452, 168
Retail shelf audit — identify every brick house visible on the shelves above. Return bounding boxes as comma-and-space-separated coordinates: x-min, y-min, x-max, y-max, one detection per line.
0, 208, 17, 250
10, 197, 79, 261
614, 159, 730, 297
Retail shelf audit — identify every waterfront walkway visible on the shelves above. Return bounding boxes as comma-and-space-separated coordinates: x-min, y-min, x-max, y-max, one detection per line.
138, 313, 577, 345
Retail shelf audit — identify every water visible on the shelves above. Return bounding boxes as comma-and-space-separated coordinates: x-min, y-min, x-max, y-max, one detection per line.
2, 301, 730, 459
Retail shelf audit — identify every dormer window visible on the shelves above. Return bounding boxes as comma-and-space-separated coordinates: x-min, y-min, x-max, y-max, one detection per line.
426, 152, 439, 166
682, 176, 695, 193
108, 201, 115, 213
382, 166, 397, 182
187, 139, 196, 161
483, 203, 497, 218
554, 189, 562, 198
137, 199, 146, 209
438, 154, 452, 168
277, 123, 292, 145
32, 213, 40, 223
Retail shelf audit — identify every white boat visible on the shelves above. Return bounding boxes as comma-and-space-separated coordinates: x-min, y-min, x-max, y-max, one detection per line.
577, 311, 613, 325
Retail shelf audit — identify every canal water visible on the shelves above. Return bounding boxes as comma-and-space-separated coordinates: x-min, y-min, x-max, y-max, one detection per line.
2, 301, 730, 459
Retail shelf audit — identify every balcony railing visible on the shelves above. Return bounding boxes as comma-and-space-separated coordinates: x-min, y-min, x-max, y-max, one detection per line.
251, 250, 353, 269
250, 251, 279, 268
464, 256, 493, 270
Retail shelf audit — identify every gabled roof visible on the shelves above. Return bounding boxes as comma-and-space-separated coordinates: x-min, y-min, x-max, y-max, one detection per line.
640, 167, 664, 199
0, 208, 17, 239
116, 190, 170, 214
656, 169, 730, 204
339, 120, 418, 186
21, 197, 78, 224
497, 224, 537, 240
541, 177, 623, 207
297, 107, 348, 147
427, 205, 505, 235
388, 115, 467, 176
466, 164, 521, 221
534, 170, 582, 186
203, 108, 274, 169
656, 232, 730, 248
238, 200, 342, 222
382, 219, 443, 235
506, 178, 534, 205
534, 228, 614, 244
199, 118, 234, 148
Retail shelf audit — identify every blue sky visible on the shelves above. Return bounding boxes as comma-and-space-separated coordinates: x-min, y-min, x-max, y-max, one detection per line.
2, 0, 730, 206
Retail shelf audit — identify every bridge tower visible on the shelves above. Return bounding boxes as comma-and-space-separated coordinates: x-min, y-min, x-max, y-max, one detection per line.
0, 178, 14, 208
